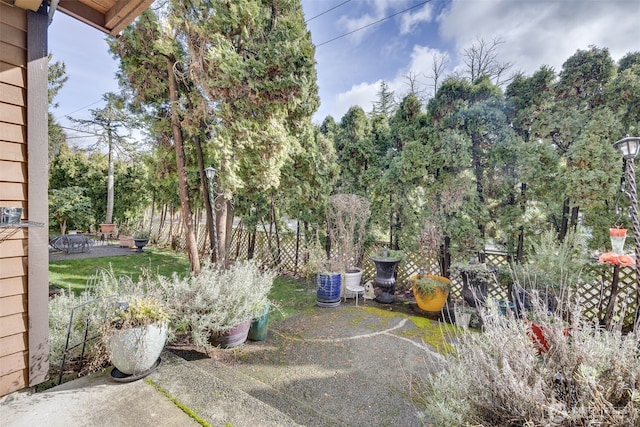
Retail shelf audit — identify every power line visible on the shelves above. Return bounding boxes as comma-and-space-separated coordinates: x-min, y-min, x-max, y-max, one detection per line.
305, 0, 352, 23
61, 99, 103, 117
59, 125, 103, 137
315, 0, 433, 48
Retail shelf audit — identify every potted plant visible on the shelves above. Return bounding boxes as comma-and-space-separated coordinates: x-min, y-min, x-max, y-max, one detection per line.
133, 230, 150, 253
119, 234, 135, 248
370, 248, 404, 303
453, 303, 475, 328
147, 260, 274, 348
100, 223, 116, 239
409, 273, 451, 312
451, 258, 497, 308
102, 295, 170, 379
324, 194, 371, 304
511, 229, 592, 316
117, 222, 135, 248
302, 233, 343, 308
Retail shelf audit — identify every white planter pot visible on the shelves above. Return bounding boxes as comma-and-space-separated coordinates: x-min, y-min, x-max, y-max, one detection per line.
107, 322, 168, 375
343, 268, 363, 298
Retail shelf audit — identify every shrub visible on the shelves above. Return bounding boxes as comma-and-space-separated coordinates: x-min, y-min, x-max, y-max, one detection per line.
418, 297, 640, 426
49, 291, 86, 371
146, 260, 275, 347
107, 295, 169, 329
519, 229, 593, 292
48, 291, 112, 375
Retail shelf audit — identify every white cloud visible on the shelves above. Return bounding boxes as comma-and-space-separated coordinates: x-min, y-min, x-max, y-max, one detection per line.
324, 45, 450, 121
400, 3, 434, 35
437, 0, 639, 76
337, 12, 378, 45
336, 0, 420, 45
332, 81, 382, 119
387, 45, 450, 100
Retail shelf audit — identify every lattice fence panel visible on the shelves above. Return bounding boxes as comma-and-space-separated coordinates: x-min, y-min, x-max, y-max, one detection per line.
231, 227, 250, 260
578, 264, 638, 326
151, 218, 638, 326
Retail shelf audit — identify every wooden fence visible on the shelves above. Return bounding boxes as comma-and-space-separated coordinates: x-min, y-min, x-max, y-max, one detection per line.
146, 217, 637, 327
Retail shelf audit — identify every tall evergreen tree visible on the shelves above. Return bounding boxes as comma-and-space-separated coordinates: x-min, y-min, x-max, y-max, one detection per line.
68, 92, 138, 225
334, 106, 373, 195
371, 81, 396, 118
171, 0, 319, 266
111, 10, 202, 273
47, 55, 68, 163
539, 46, 617, 240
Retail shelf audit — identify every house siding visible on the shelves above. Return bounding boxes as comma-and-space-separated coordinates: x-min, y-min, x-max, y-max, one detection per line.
0, 3, 49, 397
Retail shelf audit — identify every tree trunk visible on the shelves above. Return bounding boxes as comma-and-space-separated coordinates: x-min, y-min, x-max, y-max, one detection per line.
516, 183, 527, 263
160, 203, 167, 245
271, 197, 282, 267
559, 198, 570, 241
170, 206, 177, 249
440, 235, 451, 278
167, 56, 200, 274
149, 190, 156, 238
193, 130, 215, 263
106, 128, 115, 224
248, 228, 256, 260
214, 195, 232, 267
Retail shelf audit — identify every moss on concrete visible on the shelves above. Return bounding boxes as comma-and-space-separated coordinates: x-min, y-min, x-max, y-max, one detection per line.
360, 306, 458, 354
146, 378, 213, 427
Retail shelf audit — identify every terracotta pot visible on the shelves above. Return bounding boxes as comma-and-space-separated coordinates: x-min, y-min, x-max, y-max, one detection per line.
100, 223, 116, 233
119, 235, 135, 248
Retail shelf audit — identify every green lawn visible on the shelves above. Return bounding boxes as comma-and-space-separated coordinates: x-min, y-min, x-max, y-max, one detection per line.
268, 275, 317, 322
49, 248, 315, 321
49, 247, 191, 294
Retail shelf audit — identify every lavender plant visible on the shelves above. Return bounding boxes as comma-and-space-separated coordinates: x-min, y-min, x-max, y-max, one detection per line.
418, 297, 640, 426
146, 260, 275, 347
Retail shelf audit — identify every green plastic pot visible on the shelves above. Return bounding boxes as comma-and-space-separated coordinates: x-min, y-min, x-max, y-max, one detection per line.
248, 302, 270, 341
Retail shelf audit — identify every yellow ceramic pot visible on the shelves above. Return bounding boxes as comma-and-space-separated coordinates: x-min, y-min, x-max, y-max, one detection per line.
410, 273, 450, 312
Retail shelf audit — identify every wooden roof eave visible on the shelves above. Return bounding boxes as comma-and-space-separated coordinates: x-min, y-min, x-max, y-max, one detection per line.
54, 0, 154, 37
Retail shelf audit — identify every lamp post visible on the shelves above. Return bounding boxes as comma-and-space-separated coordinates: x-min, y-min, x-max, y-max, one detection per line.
204, 166, 219, 262
613, 136, 640, 330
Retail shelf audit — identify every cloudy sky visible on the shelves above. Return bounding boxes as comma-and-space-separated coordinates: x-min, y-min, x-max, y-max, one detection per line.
48, 0, 639, 138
